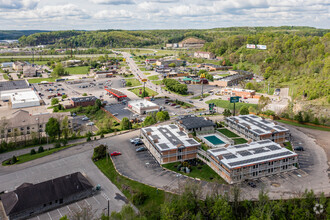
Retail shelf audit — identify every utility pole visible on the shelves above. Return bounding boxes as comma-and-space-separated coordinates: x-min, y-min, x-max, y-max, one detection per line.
268, 83, 270, 94
107, 200, 110, 217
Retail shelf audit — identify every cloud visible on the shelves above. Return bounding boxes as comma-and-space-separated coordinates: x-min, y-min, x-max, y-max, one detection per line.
94, 9, 134, 19
0, 0, 39, 10
90, 0, 134, 5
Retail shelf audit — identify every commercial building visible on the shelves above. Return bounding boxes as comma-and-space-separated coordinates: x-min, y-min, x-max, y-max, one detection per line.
209, 72, 254, 87
70, 96, 97, 107
141, 124, 200, 164
194, 51, 215, 59
104, 88, 127, 101
23, 65, 37, 77
0, 172, 93, 220
206, 139, 298, 183
176, 115, 216, 134
128, 99, 159, 114
155, 59, 185, 67
0, 110, 72, 140
225, 114, 290, 144
220, 88, 256, 98
12, 61, 29, 72
1, 62, 13, 68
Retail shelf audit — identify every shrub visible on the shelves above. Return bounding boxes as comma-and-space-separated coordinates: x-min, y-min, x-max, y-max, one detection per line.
61, 139, 68, 146
100, 133, 104, 138
38, 146, 44, 153
87, 136, 91, 142
30, 149, 36, 155
11, 155, 18, 164
54, 142, 61, 148
132, 191, 148, 206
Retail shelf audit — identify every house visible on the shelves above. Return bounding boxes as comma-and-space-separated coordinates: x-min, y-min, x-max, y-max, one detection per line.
141, 124, 200, 164
70, 96, 97, 107
13, 61, 29, 72
225, 114, 290, 144
206, 139, 298, 184
176, 115, 216, 134
194, 51, 215, 59
0, 172, 93, 220
178, 37, 205, 48
197, 64, 232, 71
23, 65, 37, 77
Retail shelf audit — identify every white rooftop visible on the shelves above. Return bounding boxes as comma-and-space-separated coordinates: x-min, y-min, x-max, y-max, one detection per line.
142, 124, 200, 152
208, 139, 297, 169
128, 99, 158, 109
226, 114, 289, 135
0, 88, 40, 108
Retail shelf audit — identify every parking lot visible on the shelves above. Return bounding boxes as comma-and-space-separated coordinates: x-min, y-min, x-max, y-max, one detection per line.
103, 103, 135, 121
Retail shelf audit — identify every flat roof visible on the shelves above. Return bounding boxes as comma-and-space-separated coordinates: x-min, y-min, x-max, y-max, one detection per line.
128, 99, 158, 109
177, 115, 215, 130
142, 124, 200, 152
71, 96, 97, 103
0, 80, 30, 92
226, 114, 289, 135
208, 139, 297, 169
104, 88, 127, 98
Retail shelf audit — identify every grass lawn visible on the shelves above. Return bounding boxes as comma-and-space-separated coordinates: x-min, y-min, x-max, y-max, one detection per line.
28, 77, 59, 84
206, 99, 258, 111
2, 73, 9, 80
2, 142, 82, 166
139, 67, 147, 71
233, 138, 248, 145
284, 142, 293, 151
192, 93, 210, 99
217, 128, 239, 138
163, 161, 227, 184
276, 120, 330, 132
34, 61, 48, 65
94, 158, 171, 219
129, 87, 158, 98
151, 80, 162, 85
163, 87, 189, 96
64, 66, 89, 75
144, 72, 151, 75
124, 74, 134, 78
147, 75, 159, 80
155, 50, 176, 56
125, 78, 142, 87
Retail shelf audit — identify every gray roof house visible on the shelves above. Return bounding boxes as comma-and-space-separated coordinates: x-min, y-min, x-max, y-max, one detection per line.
176, 115, 216, 134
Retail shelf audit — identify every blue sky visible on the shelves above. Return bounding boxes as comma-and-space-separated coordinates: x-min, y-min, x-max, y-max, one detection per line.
0, 0, 329, 30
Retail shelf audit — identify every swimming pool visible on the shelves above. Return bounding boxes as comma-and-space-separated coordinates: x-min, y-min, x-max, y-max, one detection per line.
204, 135, 225, 145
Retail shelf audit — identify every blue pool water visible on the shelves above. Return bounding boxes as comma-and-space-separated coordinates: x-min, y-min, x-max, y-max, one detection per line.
204, 135, 225, 145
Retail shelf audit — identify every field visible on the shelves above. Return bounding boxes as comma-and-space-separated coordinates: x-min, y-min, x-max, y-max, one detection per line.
151, 80, 162, 85
129, 87, 158, 97
233, 138, 248, 145
217, 128, 239, 138
139, 67, 147, 71
125, 78, 142, 87
64, 66, 89, 75
143, 72, 151, 75
28, 77, 59, 84
34, 61, 48, 65
2, 73, 9, 80
206, 99, 258, 110
147, 75, 159, 80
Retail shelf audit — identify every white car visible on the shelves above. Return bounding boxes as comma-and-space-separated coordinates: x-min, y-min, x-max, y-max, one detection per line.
130, 138, 141, 143
82, 117, 89, 121
86, 122, 94, 126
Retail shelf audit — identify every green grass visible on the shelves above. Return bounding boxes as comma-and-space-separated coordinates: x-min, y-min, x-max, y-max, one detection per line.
28, 77, 59, 84
34, 61, 48, 65
155, 50, 176, 56
151, 80, 162, 85
125, 78, 142, 87
64, 66, 89, 75
206, 99, 258, 110
217, 128, 239, 138
276, 120, 330, 132
147, 75, 159, 80
2, 143, 82, 166
124, 74, 134, 78
233, 138, 248, 145
284, 142, 293, 151
192, 94, 210, 99
2, 73, 9, 80
94, 157, 170, 219
163, 161, 227, 184
129, 87, 159, 97
144, 72, 151, 75
139, 67, 147, 71
163, 87, 189, 96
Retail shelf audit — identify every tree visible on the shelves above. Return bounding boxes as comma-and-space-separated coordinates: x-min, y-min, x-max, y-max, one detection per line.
11, 155, 18, 164
245, 82, 255, 90
258, 95, 271, 111
120, 117, 131, 130
82, 93, 87, 96
51, 98, 59, 106
143, 115, 156, 126
62, 94, 67, 99
52, 63, 65, 77
156, 111, 167, 122
30, 149, 36, 155
141, 90, 149, 98
38, 146, 44, 153
93, 145, 107, 160
61, 116, 70, 139
294, 111, 304, 123
168, 63, 176, 68
223, 109, 232, 117
95, 99, 102, 110
239, 106, 249, 115
45, 117, 60, 140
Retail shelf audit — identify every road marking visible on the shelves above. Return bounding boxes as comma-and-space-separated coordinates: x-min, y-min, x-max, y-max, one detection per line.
102, 192, 110, 201
93, 196, 100, 204
76, 202, 82, 211
57, 209, 62, 217
47, 212, 53, 220
67, 205, 72, 213
37, 216, 40, 220
84, 199, 90, 206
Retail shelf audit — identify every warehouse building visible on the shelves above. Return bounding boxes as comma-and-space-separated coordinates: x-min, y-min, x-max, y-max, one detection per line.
176, 115, 216, 134
206, 140, 298, 183
225, 114, 290, 144
128, 99, 159, 114
0, 172, 93, 220
141, 124, 200, 164
209, 72, 253, 87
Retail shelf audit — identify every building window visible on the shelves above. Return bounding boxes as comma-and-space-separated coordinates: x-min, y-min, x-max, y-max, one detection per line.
55, 200, 58, 203
49, 202, 52, 205
60, 198, 63, 204
177, 155, 182, 160
43, 204, 46, 207
39, 125, 42, 128
7, 129, 11, 133
27, 127, 30, 130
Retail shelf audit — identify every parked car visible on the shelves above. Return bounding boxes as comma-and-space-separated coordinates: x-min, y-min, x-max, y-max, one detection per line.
294, 146, 304, 151
188, 100, 193, 103
175, 105, 181, 108
86, 122, 94, 126
248, 182, 257, 188
111, 151, 121, 156
134, 141, 144, 146
113, 113, 118, 116
199, 99, 203, 101
130, 138, 141, 143
136, 147, 146, 152
170, 103, 176, 106
82, 117, 89, 121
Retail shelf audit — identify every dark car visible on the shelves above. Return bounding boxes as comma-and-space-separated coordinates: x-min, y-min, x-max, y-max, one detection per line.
136, 147, 146, 152
294, 146, 304, 151
135, 141, 143, 146
248, 182, 257, 188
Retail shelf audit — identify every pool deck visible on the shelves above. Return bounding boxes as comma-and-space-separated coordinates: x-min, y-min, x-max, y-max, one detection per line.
198, 133, 232, 148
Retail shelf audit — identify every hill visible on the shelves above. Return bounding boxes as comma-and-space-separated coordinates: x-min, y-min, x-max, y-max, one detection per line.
0, 30, 48, 40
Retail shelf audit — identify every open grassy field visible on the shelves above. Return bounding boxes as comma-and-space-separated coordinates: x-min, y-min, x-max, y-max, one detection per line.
28, 77, 59, 84
147, 75, 159, 80
2, 73, 9, 80
64, 66, 89, 75
217, 128, 240, 138
34, 61, 48, 65
233, 138, 248, 145
206, 99, 258, 110
143, 72, 151, 75
125, 78, 142, 87
129, 87, 158, 97
139, 67, 147, 71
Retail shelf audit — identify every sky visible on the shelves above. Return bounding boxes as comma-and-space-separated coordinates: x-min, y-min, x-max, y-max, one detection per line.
0, 0, 329, 30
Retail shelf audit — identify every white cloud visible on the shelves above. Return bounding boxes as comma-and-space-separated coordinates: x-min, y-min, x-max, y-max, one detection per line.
90, 0, 134, 5
0, 0, 39, 10
94, 9, 134, 19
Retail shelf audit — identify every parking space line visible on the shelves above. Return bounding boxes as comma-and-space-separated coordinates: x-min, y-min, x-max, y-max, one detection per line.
37, 216, 40, 220
47, 212, 53, 220
93, 196, 100, 204
67, 205, 72, 213
57, 209, 62, 217
76, 202, 82, 211
84, 199, 90, 206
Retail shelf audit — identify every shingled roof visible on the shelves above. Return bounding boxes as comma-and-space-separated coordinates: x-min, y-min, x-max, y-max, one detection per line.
1, 172, 93, 216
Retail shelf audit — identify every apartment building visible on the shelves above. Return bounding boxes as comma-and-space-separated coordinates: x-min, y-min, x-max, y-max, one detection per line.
206, 139, 298, 183
225, 114, 290, 144
141, 124, 200, 164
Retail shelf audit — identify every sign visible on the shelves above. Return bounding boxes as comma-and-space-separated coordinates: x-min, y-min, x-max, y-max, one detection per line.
230, 96, 241, 103
246, 44, 256, 49
142, 79, 147, 82
200, 73, 205, 78
123, 58, 126, 62
209, 103, 215, 111
257, 45, 267, 50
